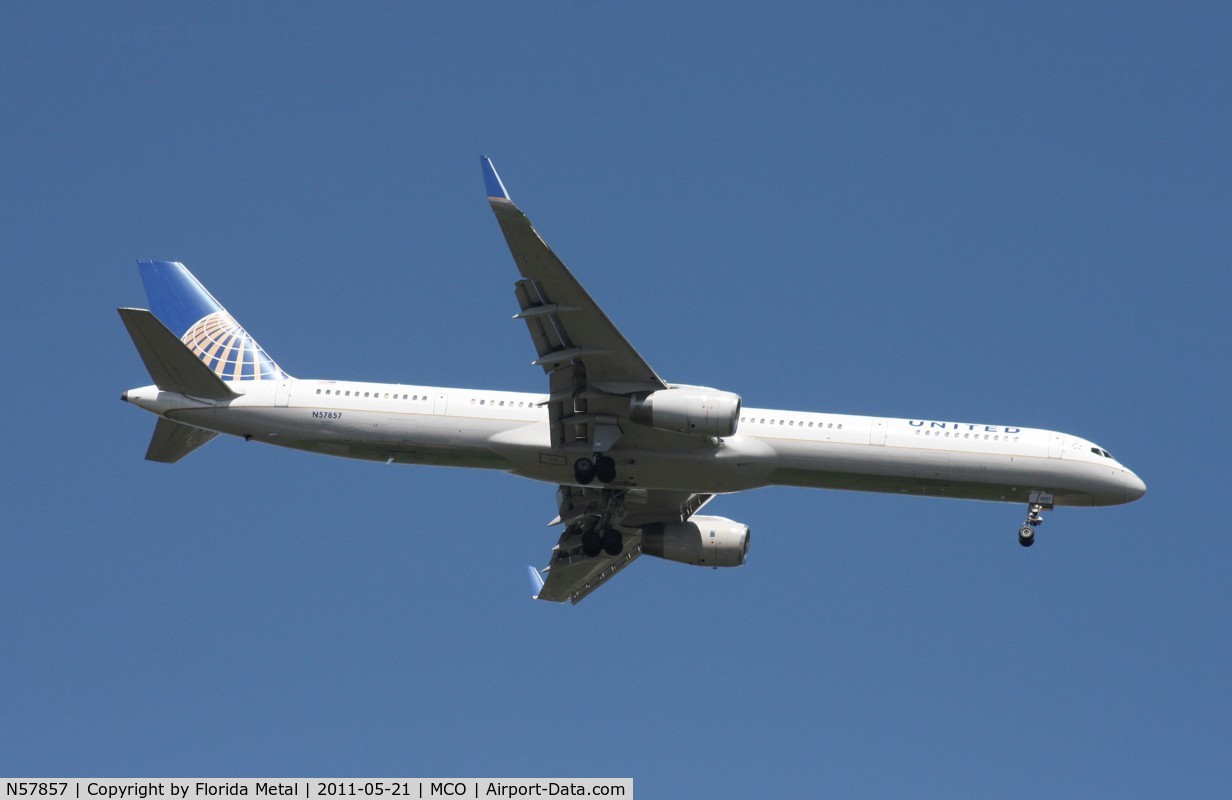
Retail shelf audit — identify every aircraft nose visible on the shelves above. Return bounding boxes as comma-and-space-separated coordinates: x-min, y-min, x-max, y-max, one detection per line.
1124, 470, 1147, 502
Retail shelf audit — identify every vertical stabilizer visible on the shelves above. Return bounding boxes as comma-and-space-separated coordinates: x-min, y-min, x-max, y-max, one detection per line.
137, 260, 288, 381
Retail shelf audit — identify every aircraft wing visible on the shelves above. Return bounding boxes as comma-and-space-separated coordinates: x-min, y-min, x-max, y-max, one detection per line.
482, 157, 671, 451
535, 530, 644, 604
534, 486, 714, 604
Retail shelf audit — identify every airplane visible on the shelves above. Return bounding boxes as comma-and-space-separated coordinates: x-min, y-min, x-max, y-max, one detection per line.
118, 157, 1147, 604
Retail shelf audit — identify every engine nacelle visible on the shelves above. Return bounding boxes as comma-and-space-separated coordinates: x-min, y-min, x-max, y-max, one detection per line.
641, 515, 750, 567
628, 387, 742, 437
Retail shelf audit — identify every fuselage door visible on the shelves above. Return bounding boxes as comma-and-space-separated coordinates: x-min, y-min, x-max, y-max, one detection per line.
433, 393, 449, 415
870, 418, 888, 446
1048, 433, 1064, 459
275, 379, 292, 408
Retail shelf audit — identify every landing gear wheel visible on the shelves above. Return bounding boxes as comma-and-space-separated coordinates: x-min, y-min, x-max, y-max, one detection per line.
595, 455, 617, 484
1018, 526, 1035, 548
602, 529, 624, 557
573, 457, 596, 485
581, 529, 602, 558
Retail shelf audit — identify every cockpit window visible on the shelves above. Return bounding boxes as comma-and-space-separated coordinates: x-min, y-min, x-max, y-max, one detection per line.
1090, 447, 1115, 460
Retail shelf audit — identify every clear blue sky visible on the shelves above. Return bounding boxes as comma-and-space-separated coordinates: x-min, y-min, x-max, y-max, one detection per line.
2, 3, 1229, 796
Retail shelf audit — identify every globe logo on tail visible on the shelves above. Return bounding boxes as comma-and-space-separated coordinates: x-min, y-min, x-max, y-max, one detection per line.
181, 311, 286, 381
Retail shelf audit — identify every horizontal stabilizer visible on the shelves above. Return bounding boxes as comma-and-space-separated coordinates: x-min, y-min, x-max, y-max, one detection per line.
146, 418, 219, 463
118, 308, 237, 400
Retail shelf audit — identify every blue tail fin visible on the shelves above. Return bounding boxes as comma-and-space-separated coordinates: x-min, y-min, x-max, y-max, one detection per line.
137, 261, 288, 381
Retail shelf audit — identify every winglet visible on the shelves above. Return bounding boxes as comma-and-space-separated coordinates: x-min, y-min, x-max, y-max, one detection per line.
481, 155, 511, 202
526, 565, 545, 599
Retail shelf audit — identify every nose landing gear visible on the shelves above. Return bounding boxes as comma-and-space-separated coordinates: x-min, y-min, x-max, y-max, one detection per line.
1018, 491, 1054, 548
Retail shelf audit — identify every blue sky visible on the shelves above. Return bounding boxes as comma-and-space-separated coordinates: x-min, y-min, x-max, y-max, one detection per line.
2, 3, 1229, 795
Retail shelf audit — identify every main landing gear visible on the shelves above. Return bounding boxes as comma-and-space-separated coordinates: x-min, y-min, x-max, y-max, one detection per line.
574, 454, 616, 485
1018, 491, 1054, 548
581, 527, 624, 558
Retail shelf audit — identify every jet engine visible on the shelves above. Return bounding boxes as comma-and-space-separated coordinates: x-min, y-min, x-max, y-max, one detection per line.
629, 387, 742, 437
641, 515, 750, 567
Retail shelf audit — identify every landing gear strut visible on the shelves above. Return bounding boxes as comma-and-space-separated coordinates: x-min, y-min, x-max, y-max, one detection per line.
1018, 491, 1054, 548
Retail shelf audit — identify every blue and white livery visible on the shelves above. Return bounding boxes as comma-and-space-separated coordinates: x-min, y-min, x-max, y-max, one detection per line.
138, 260, 286, 381
118, 158, 1147, 603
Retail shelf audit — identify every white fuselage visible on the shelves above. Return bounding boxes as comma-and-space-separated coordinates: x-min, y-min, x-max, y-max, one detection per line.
124, 378, 1146, 508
